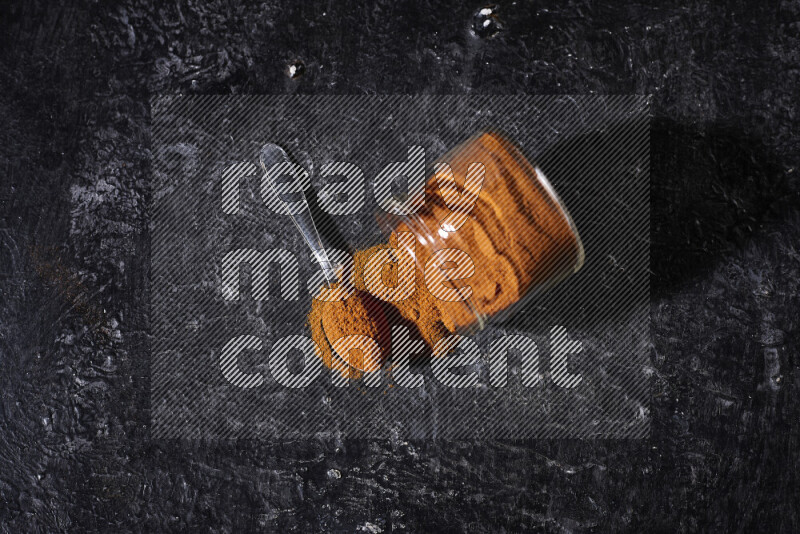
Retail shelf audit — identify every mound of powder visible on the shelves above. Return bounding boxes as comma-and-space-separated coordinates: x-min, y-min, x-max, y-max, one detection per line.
308, 285, 390, 380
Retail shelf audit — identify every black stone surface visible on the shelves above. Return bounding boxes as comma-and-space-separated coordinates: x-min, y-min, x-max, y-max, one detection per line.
1, 0, 798, 531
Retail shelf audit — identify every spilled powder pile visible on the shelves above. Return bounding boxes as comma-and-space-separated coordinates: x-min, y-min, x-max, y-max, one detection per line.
307, 240, 450, 380
308, 131, 583, 378
307, 282, 390, 380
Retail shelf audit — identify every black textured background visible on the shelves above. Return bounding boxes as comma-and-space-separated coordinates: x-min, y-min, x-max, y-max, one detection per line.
1, 0, 798, 531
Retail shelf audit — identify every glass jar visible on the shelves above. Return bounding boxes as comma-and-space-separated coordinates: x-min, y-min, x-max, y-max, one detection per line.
375, 130, 584, 336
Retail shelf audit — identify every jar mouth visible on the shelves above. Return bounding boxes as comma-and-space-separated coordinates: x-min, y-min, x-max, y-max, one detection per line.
375, 209, 489, 334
